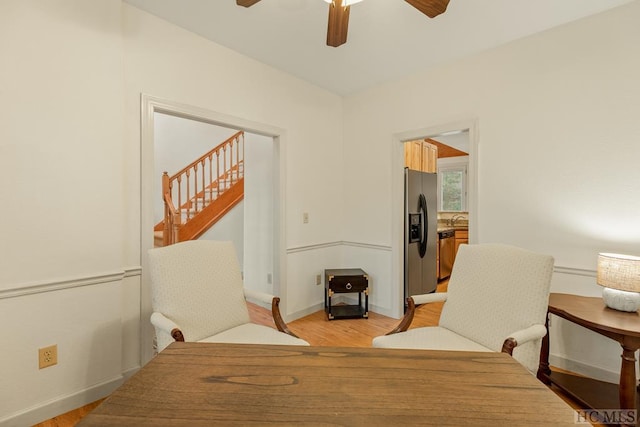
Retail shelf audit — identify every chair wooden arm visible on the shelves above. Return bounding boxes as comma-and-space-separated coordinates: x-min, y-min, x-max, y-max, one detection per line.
271, 297, 301, 339
386, 297, 417, 335
243, 288, 301, 339
500, 324, 547, 355
150, 312, 185, 342
386, 293, 448, 335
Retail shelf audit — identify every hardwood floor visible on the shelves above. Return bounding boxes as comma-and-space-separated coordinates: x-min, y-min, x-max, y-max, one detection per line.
36, 281, 597, 426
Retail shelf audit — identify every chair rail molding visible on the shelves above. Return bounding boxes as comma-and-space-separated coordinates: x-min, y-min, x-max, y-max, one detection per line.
286, 240, 391, 254
553, 265, 596, 278
0, 267, 141, 300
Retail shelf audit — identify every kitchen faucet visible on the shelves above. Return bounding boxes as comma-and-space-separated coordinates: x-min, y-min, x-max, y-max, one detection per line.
449, 214, 467, 227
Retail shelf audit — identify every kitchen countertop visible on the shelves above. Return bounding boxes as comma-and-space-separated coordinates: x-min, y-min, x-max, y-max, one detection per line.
437, 226, 468, 233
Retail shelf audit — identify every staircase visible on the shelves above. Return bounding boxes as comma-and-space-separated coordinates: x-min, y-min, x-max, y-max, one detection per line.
155, 131, 245, 246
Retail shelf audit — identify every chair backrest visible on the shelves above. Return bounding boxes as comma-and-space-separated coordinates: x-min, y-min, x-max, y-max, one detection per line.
439, 243, 554, 372
148, 240, 251, 351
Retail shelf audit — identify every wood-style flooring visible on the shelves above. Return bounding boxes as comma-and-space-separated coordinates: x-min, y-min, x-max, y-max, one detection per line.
35, 281, 594, 426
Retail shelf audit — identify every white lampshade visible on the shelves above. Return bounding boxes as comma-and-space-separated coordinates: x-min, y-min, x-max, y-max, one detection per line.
597, 253, 640, 312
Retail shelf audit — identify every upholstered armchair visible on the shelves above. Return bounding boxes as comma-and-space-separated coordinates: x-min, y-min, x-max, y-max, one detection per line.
373, 243, 554, 372
148, 240, 309, 352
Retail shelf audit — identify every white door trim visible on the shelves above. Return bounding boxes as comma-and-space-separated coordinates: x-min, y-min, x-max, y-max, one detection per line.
139, 94, 287, 363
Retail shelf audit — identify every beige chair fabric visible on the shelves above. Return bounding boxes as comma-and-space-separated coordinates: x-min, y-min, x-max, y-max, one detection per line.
148, 240, 309, 351
373, 243, 554, 372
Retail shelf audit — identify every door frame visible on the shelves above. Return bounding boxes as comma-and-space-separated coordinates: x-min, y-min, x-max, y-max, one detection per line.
390, 118, 479, 318
140, 94, 287, 363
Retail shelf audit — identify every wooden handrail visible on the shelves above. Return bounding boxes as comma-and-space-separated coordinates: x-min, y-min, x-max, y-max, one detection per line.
160, 131, 245, 245
169, 131, 244, 181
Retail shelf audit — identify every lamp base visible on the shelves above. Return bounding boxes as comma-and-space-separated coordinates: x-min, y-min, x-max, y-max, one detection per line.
602, 287, 640, 312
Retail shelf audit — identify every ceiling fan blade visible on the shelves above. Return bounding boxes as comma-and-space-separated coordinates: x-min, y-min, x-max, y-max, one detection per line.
405, 0, 450, 18
236, 0, 261, 7
326, 0, 350, 48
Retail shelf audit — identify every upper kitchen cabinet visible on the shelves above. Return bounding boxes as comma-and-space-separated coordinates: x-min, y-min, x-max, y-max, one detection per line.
404, 140, 437, 173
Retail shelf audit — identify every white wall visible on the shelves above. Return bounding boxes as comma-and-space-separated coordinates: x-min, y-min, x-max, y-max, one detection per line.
242, 133, 275, 295
342, 1, 640, 381
0, 0, 130, 424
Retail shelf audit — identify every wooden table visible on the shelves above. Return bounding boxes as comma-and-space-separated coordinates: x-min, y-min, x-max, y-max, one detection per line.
79, 342, 577, 426
538, 293, 640, 416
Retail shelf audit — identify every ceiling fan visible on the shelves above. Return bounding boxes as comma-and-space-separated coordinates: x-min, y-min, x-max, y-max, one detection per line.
236, 0, 450, 47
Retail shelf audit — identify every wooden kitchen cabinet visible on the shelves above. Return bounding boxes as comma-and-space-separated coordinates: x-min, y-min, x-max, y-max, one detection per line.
421, 141, 437, 173
404, 140, 437, 173
454, 229, 468, 259
404, 140, 422, 171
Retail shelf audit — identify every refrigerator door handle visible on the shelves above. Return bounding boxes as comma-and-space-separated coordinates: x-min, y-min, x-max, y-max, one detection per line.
418, 194, 428, 258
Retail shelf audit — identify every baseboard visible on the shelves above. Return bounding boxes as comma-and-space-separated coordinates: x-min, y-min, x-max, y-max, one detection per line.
549, 353, 619, 384
0, 368, 137, 427
367, 302, 396, 319
121, 366, 140, 381
287, 302, 324, 322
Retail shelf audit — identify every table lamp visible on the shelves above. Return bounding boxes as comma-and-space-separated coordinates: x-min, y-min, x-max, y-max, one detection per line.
597, 253, 640, 312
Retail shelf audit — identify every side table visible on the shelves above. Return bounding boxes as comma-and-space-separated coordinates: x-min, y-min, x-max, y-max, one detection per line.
537, 293, 640, 416
324, 268, 369, 320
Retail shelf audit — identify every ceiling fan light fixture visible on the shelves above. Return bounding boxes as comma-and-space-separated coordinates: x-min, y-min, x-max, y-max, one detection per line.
326, 0, 351, 47
236, 0, 262, 7
238, 0, 450, 48
323, 0, 364, 6
405, 0, 450, 18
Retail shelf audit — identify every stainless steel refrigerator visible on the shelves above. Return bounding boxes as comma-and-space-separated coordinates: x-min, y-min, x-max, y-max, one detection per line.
404, 168, 437, 302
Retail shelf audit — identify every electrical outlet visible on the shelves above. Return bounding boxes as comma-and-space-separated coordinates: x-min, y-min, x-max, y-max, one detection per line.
316, 274, 322, 285
303, 212, 309, 224
267, 273, 272, 284
39, 345, 58, 369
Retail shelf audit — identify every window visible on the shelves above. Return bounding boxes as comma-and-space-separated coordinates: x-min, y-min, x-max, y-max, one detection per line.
438, 162, 467, 212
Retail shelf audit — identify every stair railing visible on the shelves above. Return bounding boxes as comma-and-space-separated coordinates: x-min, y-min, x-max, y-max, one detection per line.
162, 131, 244, 246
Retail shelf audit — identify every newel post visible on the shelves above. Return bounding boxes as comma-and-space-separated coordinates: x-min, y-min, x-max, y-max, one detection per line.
162, 172, 171, 246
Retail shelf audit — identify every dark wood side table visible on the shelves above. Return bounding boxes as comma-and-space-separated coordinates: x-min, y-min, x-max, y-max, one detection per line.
324, 268, 369, 320
538, 293, 640, 416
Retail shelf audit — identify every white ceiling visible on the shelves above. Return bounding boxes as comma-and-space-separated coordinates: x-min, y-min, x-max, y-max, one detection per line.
123, 0, 634, 95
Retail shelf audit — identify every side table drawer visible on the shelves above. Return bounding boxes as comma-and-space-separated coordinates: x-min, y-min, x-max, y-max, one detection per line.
327, 275, 368, 293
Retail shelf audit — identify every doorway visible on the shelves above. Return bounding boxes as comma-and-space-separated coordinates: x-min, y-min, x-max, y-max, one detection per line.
391, 119, 478, 318
153, 113, 274, 282
140, 95, 287, 363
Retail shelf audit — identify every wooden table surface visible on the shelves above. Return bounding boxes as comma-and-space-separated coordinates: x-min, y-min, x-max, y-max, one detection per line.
547, 293, 640, 338
79, 342, 577, 426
